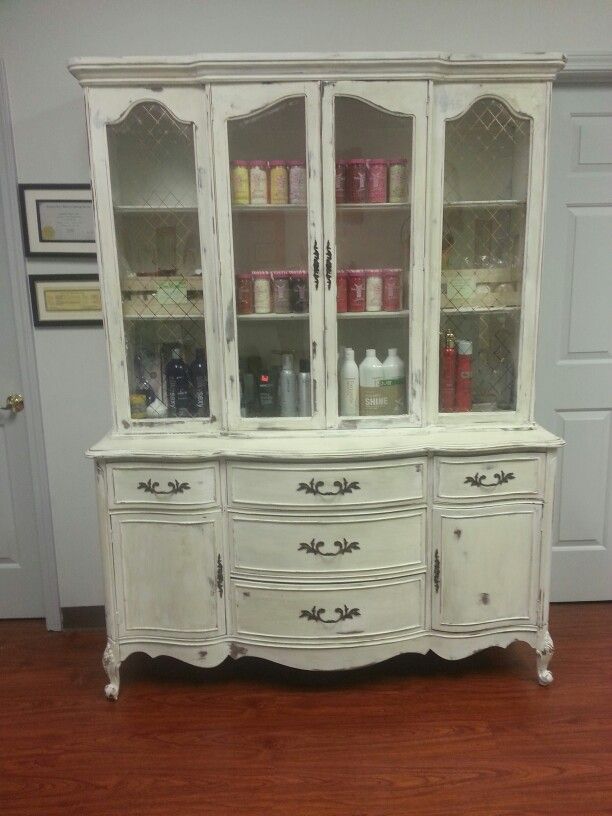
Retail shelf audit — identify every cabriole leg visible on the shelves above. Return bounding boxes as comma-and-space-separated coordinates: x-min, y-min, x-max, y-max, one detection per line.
536, 631, 554, 686
103, 640, 120, 700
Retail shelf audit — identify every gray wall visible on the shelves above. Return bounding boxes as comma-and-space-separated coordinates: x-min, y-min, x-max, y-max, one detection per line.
0, 0, 610, 607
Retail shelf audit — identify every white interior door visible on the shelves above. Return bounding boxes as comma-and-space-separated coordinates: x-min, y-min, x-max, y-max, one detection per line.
536, 83, 612, 601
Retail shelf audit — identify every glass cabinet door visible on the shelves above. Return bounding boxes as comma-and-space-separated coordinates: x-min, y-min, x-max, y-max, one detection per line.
212, 84, 324, 429
433, 87, 539, 419
103, 91, 216, 426
322, 83, 427, 426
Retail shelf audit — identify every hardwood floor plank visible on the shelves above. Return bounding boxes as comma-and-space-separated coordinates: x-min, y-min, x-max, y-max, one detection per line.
0, 603, 611, 816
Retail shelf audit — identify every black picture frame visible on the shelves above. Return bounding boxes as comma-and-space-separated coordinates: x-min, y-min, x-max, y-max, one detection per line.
19, 184, 97, 258
29, 274, 103, 328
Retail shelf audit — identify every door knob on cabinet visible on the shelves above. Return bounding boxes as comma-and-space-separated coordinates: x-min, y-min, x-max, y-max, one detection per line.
1, 394, 24, 414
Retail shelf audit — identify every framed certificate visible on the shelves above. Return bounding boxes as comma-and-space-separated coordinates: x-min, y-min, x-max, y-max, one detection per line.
29, 274, 103, 327
19, 184, 96, 257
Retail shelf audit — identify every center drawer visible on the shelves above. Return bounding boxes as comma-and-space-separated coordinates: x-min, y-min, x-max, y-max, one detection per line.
230, 509, 426, 579
227, 458, 426, 510
232, 575, 425, 641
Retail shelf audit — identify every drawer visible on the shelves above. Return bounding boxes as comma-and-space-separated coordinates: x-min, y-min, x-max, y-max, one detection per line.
227, 458, 426, 510
230, 509, 426, 578
108, 462, 220, 508
232, 575, 425, 641
435, 454, 544, 502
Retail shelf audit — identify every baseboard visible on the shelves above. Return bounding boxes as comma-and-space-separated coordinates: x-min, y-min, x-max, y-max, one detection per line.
61, 605, 105, 629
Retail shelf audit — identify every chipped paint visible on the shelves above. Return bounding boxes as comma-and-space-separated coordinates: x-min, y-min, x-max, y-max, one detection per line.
225, 301, 235, 344
198, 649, 208, 659
229, 642, 248, 659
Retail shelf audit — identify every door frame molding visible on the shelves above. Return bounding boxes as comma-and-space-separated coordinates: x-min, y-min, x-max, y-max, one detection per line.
0, 60, 61, 630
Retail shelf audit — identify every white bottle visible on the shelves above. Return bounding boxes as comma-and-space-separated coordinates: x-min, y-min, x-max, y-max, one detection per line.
382, 348, 406, 415
339, 348, 359, 416
279, 353, 298, 417
359, 349, 385, 416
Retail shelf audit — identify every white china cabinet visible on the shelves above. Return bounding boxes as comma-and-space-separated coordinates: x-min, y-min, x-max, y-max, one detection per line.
69, 53, 565, 699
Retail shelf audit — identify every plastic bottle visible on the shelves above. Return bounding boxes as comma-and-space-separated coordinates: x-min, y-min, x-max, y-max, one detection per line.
189, 347, 209, 417
382, 348, 405, 415
279, 353, 298, 417
339, 348, 359, 416
359, 349, 385, 416
165, 347, 190, 417
455, 339, 473, 412
297, 359, 311, 417
440, 331, 457, 412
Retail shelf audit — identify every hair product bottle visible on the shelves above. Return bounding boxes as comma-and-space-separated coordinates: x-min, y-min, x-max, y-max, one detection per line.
440, 331, 457, 412
382, 348, 405, 415
279, 353, 298, 417
359, 349, 385, 416
297, 359, 311, 417
339, 348, 359, 416
455, 339, 473, 412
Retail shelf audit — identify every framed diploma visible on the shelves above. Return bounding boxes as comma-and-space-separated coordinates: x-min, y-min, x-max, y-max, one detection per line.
19, 184, 96, 257
29, 274, 103, 327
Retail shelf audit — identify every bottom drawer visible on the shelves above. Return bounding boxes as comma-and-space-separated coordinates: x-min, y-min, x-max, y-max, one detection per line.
232, 575, 425, 641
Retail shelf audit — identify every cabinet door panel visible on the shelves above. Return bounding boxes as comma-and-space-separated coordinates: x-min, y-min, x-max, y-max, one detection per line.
211, 82, 325, 430
111, 511, 225, 640
322, 81, 427, 428
433, 502, 541, 631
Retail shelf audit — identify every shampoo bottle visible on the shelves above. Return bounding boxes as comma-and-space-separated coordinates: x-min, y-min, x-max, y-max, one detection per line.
339, 348, 359, 416
359, 349, 385, 416
382, 348, 405, 415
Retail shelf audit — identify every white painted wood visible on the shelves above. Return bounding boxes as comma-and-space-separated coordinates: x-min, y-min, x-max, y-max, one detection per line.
108, 462, 219, 508
320, 81, 428, 429
432, 502, 541, 631
229, 508, 426, 579
435, 453, 545, 502
111, 511, 225, 640
210, 82, 325, 431
232, 575, 425, 641
537, 84, 612, 601
72, 53, 565, 696
227, 458, 426, 510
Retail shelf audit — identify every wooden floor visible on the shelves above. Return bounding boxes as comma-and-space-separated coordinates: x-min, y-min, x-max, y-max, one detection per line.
1, 603, 611, 816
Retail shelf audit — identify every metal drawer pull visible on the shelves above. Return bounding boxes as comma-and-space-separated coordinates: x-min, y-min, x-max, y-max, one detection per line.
464, 470, 515, 488
312, 239, 320, 290
325, 240, 332, 290
434, 550, 440, 593
137, 478, 191, 496
300, 605, 361, 624
297, 477, 360, 497
299, 538, 360, 557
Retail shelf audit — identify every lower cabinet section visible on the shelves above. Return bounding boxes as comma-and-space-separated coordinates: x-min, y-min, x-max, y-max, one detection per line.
110, 511, 225, 640
432, 502, 541, 632
231, 575, 425, 641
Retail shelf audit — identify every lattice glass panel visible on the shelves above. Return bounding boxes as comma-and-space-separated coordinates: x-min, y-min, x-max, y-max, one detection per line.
107, 102, 209, 421
439, 97, 530, 413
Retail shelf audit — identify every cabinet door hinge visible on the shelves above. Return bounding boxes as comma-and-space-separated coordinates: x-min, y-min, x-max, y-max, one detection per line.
216, 554, 224, 598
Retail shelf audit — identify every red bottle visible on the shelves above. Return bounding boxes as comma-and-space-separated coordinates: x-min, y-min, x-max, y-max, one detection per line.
455, 339, 473, 412
440, 331, 457, 412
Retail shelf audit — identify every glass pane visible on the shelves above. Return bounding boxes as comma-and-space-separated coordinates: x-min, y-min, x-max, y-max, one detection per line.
439, 97, 530, 413
228, 98, 312, 419
108, 102, 209, 421
334, 97, 412, 418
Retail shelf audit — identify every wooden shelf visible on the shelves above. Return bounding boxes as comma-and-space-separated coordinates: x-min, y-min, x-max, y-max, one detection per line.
114, 205, 198, 214
122, 275, 203, 293
237, 312, 309, 320
232, 204, 307, 213
441, 305, 520, 314
443, 200, 526, 210
338, 310, 410, 319
337, 202, 409, 212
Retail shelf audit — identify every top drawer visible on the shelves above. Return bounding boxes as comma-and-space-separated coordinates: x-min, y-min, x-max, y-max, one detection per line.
108, 462, 220, 508
435, 454, 545, 502
227, 458, 426, 510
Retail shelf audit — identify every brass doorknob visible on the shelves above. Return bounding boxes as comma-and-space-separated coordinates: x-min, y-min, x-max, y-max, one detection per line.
1, 394, 24, 414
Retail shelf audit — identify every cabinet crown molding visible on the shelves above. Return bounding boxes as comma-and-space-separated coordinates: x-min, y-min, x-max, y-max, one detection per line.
68, 51, 566, 86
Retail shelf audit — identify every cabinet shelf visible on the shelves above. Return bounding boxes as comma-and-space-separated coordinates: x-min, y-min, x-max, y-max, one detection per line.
122, 276, 203, 293
232, 204, 307, 213
237, 312, 309, 321
441, 305, 520, 315
114, 205, 198, 214
338, 310, 410, 319
443, 199, 526, 210
337, 202, 409, 212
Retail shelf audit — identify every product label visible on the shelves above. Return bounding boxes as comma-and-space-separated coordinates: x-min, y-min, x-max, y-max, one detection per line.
359, 385, 390, 416
380, 377, 406, 415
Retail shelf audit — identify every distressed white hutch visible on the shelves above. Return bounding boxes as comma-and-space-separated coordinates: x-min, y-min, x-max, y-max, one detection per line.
69, 53, 565, 699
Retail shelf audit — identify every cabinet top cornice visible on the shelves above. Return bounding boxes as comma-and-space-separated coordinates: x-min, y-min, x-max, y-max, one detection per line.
68, 52, 566, 86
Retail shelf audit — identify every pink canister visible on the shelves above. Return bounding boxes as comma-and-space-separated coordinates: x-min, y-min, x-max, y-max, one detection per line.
335, 160, 347, 203
382, 268, 402, 311
348, 269, 366, 312
346, 159, 367, 204
336, 269, 349, 313
366, 159, 388, 203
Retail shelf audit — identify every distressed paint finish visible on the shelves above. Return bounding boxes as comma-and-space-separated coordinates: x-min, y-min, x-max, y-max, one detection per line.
72, 53, 564, 698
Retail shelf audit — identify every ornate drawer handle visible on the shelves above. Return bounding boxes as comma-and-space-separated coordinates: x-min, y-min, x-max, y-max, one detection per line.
298, 538, 360, 557
464, 470, 515, 488
313, 239, 320, 290
300, 605, 361, 624
297, 477, 360, 497
325, 240, 332, 290
434, 549, 440, 593
137, 478, 191, 496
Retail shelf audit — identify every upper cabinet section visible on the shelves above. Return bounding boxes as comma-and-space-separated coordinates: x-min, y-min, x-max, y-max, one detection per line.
73, 56, 564, 435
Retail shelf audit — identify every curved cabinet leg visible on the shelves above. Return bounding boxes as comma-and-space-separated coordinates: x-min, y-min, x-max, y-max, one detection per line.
536, 631, 554, 686
103, 641, 120, 701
